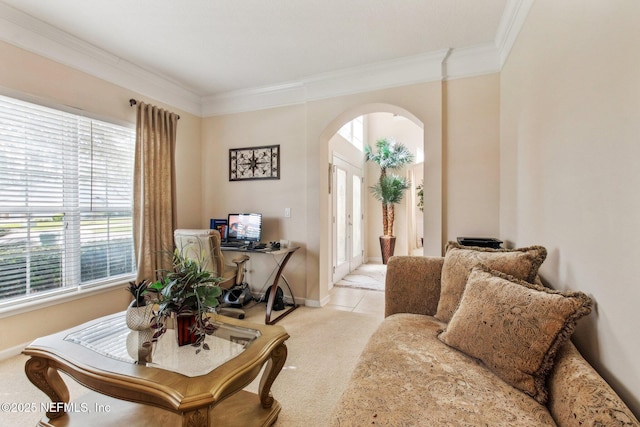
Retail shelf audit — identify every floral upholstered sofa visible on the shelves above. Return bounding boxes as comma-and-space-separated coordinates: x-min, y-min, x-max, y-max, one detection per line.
330, 243, 640, 426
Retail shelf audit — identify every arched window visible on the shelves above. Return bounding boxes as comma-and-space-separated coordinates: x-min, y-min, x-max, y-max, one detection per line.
337, 115, 364, 151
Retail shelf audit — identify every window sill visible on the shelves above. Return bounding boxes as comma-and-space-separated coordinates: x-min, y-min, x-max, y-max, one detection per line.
0, 276, 135, 319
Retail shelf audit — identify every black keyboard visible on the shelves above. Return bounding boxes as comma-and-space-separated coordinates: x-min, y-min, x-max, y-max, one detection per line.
221, 241, 246, 248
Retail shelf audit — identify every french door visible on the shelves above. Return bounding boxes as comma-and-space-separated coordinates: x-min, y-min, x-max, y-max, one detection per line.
332, 156, 364, 283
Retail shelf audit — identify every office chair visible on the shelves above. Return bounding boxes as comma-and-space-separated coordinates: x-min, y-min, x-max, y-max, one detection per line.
173, 229, 250, 319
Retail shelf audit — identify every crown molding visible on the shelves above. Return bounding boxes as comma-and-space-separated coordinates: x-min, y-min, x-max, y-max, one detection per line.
0, 2, 202, 116
201, 0, 534, 117
202, 42, 505, 116
302, 49, 450, 101
495, 0, 534, 67
443, 43, 501, 80
0, 1, 532, 118
202, 49, 452, 116
200, 82, 307, 117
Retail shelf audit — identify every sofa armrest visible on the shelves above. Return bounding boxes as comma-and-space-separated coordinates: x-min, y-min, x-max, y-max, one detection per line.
548, 341, 640, 426
385, 256, 444, 318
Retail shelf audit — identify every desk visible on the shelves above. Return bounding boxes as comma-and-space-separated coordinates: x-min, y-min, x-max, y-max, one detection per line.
222, 246, 299, 324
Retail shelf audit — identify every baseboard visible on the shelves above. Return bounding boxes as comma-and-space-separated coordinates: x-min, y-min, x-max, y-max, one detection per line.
304, 294, 330, 308
0, 341, 28, 361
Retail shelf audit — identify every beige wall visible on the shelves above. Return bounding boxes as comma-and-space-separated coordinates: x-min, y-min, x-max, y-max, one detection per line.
0, 41, 202, 353
203, 76, 500, 305
500, 0, 640, 415
204, 84, 447, 305
0, 39, 501, 354
445, 74, 501, 241
201, 106, 308, 301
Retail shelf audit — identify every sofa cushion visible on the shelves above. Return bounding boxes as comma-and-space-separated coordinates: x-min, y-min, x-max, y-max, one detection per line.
330, 313, 558, 427
438, 266, 592, 404
435, 241, 547, 322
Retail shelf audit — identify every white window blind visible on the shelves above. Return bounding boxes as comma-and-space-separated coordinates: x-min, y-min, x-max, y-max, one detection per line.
0, 94, 136, 306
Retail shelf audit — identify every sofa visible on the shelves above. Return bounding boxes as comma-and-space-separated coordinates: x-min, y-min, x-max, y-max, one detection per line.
330, 243, 640, 426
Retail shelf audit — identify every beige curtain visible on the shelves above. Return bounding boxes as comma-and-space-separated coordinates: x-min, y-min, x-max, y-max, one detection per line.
133, 101, 179, 281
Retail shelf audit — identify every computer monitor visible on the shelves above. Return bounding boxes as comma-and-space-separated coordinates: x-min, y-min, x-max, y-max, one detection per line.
226, 213, 262, 244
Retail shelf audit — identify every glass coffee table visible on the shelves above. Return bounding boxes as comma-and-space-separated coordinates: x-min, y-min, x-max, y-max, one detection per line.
23, 312, 289, 426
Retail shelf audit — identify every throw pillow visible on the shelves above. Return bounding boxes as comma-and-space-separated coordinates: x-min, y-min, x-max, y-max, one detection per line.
438, 265, 592, 404
435, 242, 547, 322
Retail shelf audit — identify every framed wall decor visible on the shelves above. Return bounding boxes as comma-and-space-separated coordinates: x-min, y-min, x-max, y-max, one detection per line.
229, 144, 280, 181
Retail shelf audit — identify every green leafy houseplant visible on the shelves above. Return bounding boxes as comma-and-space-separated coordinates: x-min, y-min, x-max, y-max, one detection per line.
416, 181, 424, 212
365, 137, 414, 237
148, 248, 223, 351
125, 279, 154, 331
126, 279, 151, 307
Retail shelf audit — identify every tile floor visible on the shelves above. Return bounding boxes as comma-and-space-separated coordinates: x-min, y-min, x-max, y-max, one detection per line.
327, 286, 385, 316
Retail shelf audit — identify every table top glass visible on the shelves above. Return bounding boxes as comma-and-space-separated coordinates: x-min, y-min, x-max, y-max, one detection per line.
63, 313, 261, 377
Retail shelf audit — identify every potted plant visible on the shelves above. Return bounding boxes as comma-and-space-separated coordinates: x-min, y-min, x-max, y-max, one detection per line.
148, 248, 223, 350
125, 279, 153, 331
365, 137, 413, 264
417, 180, 424, 247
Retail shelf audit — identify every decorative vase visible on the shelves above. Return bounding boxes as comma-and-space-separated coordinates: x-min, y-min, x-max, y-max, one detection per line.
379, 236, 396, 265
175, 313, 198, 346
126, 302, 154, 331
126, 329, 154, 363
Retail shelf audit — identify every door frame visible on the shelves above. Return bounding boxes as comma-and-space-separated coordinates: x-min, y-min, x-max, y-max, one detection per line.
331, 154, 364, 284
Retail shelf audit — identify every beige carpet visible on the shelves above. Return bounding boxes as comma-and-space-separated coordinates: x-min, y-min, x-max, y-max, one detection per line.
0, 305, 383, 426
334, 263, 386, 291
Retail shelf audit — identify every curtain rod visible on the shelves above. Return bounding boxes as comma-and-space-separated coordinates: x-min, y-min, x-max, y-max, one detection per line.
129, 98, 180, 119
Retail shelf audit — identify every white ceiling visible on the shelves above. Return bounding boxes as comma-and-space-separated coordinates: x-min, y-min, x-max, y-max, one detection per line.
0, 0, 532, 116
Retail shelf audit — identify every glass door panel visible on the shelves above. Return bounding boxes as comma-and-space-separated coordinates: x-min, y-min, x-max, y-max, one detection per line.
351, 174, 363, 269
336, 168, 347, 266
332, 156, 363, 283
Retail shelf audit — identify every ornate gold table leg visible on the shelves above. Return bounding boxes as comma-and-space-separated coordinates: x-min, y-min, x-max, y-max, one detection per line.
258, 343, 287, 408
181, 407, 208, 427
24, 356, 70, 419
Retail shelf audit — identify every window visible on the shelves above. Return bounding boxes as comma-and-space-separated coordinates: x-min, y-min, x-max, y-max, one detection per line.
338, 116, 364, 151
0, 95, 136, 307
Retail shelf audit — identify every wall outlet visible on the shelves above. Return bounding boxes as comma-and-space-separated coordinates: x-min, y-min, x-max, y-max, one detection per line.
284, 207, 291, 218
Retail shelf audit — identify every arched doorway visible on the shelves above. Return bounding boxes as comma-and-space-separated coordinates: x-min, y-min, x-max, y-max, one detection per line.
324, 104, 425, 289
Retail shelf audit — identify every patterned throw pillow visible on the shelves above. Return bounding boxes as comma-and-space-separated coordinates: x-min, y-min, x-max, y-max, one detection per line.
435, 242, 547, 322
438, 265, 592, 404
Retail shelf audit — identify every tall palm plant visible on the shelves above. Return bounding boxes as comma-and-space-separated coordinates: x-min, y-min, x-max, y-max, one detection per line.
365, 137, 414, 237
369, 174, 410, 236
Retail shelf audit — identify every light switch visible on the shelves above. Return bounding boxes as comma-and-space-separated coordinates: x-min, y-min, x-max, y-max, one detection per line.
284, 208, 291, 218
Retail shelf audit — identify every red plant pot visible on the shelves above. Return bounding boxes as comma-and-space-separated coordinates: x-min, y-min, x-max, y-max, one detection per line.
175, 314, 198, 346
